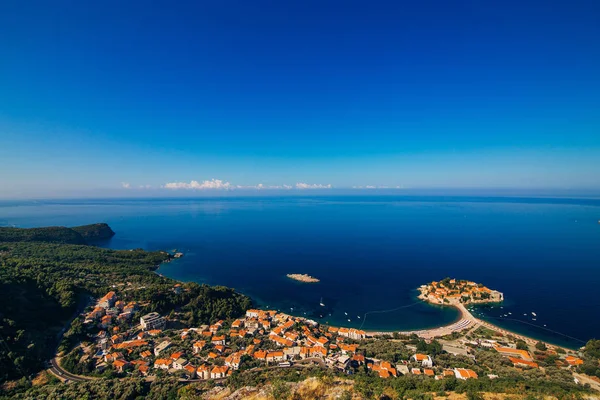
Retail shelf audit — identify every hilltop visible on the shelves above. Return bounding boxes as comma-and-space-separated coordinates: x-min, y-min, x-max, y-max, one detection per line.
0, 223, 115, 245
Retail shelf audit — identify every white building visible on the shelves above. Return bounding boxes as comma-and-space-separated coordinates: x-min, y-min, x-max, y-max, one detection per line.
140, 312, 166, 331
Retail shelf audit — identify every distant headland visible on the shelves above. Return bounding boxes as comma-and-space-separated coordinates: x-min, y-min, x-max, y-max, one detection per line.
418, 278, 503, 305
0, 222, 115, 245
287, 273, 320, 283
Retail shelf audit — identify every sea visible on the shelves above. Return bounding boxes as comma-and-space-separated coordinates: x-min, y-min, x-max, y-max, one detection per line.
1, 196, 599, 349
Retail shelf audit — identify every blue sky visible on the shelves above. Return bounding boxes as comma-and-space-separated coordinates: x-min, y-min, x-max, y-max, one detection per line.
1, 0, 599, 198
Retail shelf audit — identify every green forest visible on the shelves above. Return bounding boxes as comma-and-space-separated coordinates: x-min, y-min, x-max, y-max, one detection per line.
0, 224, 251, 386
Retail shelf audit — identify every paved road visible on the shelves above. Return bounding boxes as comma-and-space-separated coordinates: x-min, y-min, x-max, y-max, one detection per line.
49, 356, 97, 383
47, 296, 96, 383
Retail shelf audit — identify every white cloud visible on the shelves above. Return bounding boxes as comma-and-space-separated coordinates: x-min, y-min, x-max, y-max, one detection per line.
121, 182, 131, 189
163, 179, 232, 190
159, 180, 332, 190
295, 183, 332, 189
235, 184, 294, 190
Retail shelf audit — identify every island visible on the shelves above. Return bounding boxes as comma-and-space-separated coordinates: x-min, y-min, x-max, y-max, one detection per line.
418, 277, 504, 305
286, 273, 320, 283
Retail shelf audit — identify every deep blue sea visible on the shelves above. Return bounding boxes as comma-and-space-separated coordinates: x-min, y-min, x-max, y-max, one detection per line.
1, 196, 599, 349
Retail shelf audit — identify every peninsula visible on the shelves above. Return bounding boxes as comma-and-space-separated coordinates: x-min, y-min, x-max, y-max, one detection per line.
418, 277, 503, 305
287, 273, 320, 283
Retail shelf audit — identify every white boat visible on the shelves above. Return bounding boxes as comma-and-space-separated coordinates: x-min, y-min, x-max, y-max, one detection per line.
532, 318, 536, 321
347, 319, 351, 322
319, 298, 325, 307
357, 316, 361, 319
531, 312, 537, 317
344, 312, 348, 316
508, 312, 512, 315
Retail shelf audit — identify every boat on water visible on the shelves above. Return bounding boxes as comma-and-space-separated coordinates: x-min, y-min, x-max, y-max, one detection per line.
347, 319, 351, 322
344, 312, 348, 316
531, 312, 537, 317
319, 297, 325, 307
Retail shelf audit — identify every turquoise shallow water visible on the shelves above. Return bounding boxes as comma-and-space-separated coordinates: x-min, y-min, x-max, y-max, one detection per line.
1, 196, 599, 349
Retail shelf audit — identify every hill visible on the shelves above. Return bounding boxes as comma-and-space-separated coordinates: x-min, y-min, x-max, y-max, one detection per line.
70, 223, 115, 242
0, 232, 251, 385
0, 223, 115, 245
0, 226, 87, 245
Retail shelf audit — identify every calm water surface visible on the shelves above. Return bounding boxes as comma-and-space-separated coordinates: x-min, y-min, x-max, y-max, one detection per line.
1, 196, 599, 349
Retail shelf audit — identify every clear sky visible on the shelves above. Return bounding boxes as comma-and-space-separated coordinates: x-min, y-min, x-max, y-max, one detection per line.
1, 1, 599, 198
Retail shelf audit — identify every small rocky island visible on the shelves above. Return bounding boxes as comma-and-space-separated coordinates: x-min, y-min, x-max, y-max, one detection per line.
418, 278, 503, 305
287, 273, 320, 283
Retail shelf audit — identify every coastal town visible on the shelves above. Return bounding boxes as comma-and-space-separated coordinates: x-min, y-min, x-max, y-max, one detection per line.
50, 279, 597, 394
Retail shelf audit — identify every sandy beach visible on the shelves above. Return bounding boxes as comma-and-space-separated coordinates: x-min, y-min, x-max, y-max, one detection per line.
367, 300, 559, 349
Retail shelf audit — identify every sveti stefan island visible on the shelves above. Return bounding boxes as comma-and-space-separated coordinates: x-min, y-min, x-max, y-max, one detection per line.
2, 1, 600, 399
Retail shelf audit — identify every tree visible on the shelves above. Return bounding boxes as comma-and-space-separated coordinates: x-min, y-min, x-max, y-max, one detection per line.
535, 341, 547, 351
516, 340, 528, 350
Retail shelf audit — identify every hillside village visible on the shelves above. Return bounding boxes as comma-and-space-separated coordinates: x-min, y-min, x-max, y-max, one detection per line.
61, 283, 591, 390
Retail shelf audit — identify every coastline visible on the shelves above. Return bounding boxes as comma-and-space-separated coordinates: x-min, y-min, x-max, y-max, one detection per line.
156, 261, 580, 350
365, 301, 579, 350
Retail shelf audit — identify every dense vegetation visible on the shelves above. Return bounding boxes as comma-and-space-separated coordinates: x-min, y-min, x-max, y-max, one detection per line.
70, 223, 115, 241
0, 226, 251, 386
0, 223, 115, 245
578, 339, 600, 378
0, 226, 87, 245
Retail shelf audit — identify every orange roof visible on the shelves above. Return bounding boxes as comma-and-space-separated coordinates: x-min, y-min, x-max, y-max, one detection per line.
494, 346, 532, 361
565, 356, 584, 366
212, 335, 226, 341
414, 353, 429, 361
154, 358, 171, 366
328, 327, 339, 333
184, 364, 196, 373
113, 359, 128, 368
423, 368, 434, 376
312, 347, 327, 356
267, 351, 284, 358
412, 368, 421, 375
139, 365, 149, 372
443, 369, 455, 376
456, 368, 479, 379
140, 350, 152, 358
379, 369, 390, 378
170, 351, 184, 360
113, 340, 148, 349
254, 350, 267, 359
340, 343, 358, 353
509, 357, 539, 368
